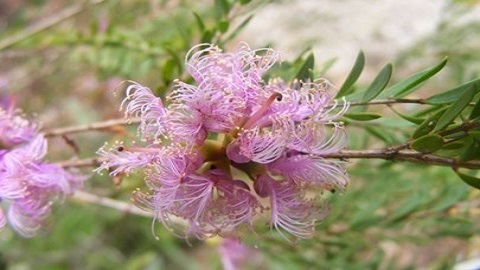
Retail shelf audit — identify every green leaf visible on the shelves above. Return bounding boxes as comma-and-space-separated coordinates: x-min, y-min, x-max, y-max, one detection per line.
336, 50, 365, 98
200, 30, 214, 43
295, 53, 314, 82
388, 193, 430, 223
412, 108, 447, 138
469, 93, 480, 120
192, 12, 205, 32
239, 0, 251, 4
316, 57, 337, 77
217, 20, 230, 33
380, 57, 447, 98
214, 0, 230, 19
441, 141, 468, 150
160, 58, 176, 82
460, 138, 480, 161
410, 134, 444, 153
362, 63, 393, 102
426, 78, 480, 104
432, 184, 467, 212
433, 84, 477, 132
364, 126, 394, 144
468, 131, 480, 139
455, 170, 480, 190
344, 112, 382, 121
389, 107, 424, 125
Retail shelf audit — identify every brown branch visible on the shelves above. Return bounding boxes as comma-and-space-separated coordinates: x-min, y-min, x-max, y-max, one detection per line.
56, 157, 101, 168
323, 149, 480, 169
58, 149, 480, 170
439, 120, 480, 137
72, 191, 152, 217
43, 117, 140, 137
71, 191, 188, 226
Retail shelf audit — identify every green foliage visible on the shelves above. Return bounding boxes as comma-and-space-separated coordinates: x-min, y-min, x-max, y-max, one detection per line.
1, 1, 479, 269
362, 63, 393, 102
379, 57, 448, 98
250, 164, 475, 269
455, 169, 480, 189
344, 112, 382, 121
412, 108, 447, 139
410, 134, 444, 153
336, 50, 365, 98
426, 78, 480, 104
433, 84, 477, 131
295, 52, 315, 82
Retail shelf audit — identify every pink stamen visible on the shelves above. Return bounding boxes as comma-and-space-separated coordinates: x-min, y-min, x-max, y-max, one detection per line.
243, 92, 282, 130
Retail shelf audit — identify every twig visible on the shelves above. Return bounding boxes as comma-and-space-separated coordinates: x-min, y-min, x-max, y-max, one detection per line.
72, 190, 152, 217
56, 157, 101, 168
43, 117, 140, 137
58, 148, 480, 170
323, 149, 480, 169
439, 120, 480, 137
0, 0, 107, 51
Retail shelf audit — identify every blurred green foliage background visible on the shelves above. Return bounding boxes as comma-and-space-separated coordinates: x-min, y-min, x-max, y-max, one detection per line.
0, 0, 479, 269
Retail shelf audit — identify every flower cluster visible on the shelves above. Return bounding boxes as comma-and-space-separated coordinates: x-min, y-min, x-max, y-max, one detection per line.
0, 98, 83, 237
98, 43, 349, 241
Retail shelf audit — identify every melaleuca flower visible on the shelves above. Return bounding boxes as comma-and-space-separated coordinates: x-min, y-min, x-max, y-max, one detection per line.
0, 98, 37, 148
97, 42, 349, 241
0, 100, 84, 237
218, 237, 264, 270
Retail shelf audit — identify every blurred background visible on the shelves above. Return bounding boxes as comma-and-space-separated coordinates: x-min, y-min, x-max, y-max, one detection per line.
0, 0, 479, 269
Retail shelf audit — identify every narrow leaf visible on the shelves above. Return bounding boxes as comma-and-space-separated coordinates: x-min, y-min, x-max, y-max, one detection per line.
364, 126, 394, 144
460, 138, 480, 161
410, 134, 444, 153
388, 193, 429, 223
412, 108, 447, 139
295, 53, 314, 82
214, 0, 230, 19
200, 30, 214, 43
469, 92, 480, 120
389, 107, 424, 125
344, 112, 382, 121
426, 78, 480, 104
432, 184, 467, 212
468, 131, 480, 139
380, 57, 448, 98
362, 63, 393, 102
336, 50, 365, 98
192, 12, 205, 32
160, 59, 176, 82
442, 141, 468, 150
217, 20, 230, 33
455, 170, 480, 190
433, 84, 477, 132
317, 57, 337, 77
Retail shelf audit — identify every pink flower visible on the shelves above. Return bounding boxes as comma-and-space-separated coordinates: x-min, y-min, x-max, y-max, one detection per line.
218, 237, 264, 270
0, 98, 37, 148
254, 174, 328, 240
98, 43, 349, 240
0, 101, 84, 237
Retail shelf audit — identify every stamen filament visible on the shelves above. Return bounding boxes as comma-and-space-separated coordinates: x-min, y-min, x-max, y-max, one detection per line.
243, 92, 282, 130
